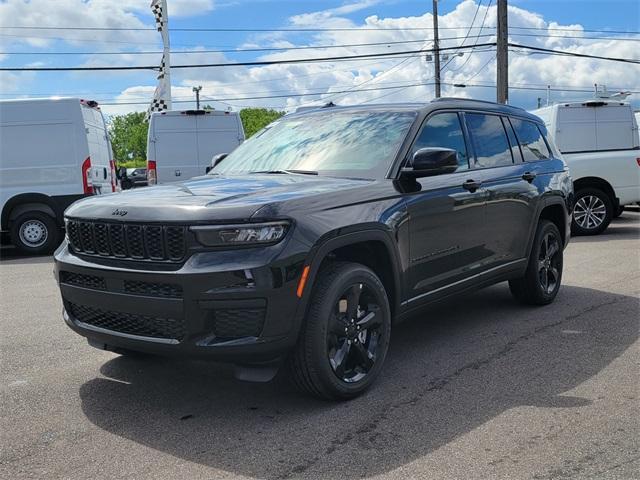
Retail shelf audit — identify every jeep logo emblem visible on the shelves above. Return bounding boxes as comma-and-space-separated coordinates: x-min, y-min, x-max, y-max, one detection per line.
112, 209, 128, 216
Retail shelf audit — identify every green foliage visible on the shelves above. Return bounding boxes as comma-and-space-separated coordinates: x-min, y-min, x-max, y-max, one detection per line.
240, 108, 285, 138
108, 111, 149, 166
117, 159, 147, 168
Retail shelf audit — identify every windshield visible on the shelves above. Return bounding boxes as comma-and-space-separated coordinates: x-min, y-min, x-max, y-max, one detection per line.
212, 110, 416, 179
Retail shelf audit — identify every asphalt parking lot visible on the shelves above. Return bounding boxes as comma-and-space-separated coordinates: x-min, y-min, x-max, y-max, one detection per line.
1, 211, 639, 480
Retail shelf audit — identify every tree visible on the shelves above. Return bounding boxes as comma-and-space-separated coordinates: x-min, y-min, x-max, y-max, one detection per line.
239, 108, 285, 138
108, 112, 148, 166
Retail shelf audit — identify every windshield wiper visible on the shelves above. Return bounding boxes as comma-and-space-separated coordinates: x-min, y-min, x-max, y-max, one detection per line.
249, 169, 318, 175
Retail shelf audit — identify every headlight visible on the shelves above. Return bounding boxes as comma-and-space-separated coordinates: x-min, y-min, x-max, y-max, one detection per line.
190, 221, 289, 247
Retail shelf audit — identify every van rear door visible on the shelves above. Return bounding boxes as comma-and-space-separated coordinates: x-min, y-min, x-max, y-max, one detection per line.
151, 113, 198, 182
195, 113, 244, 175
81, 102, 115, 193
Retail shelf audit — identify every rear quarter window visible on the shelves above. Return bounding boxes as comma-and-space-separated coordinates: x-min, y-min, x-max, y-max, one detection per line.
510, 118, 552, 161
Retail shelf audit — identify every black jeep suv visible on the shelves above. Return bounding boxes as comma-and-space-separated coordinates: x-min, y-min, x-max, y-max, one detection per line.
54, 99, 572, 400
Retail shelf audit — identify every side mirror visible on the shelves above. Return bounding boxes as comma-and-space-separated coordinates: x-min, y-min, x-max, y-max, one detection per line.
401, 148, 459, 178
207, 153, 228, 173
212, 153, 228, 167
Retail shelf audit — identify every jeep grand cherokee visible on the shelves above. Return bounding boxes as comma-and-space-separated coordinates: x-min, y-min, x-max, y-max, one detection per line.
54, 99, 572, 400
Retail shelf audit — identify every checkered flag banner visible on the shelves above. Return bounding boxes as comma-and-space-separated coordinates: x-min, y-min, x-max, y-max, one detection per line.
150, 0, 169, 46
157, 52, 167, 80
147, 0, 171, 117
147, 71, 170, 118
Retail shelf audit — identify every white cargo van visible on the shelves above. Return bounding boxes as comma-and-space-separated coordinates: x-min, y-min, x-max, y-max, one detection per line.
532, 100, 640, 235
146, 109, 244, 185
0, 98, 116, 254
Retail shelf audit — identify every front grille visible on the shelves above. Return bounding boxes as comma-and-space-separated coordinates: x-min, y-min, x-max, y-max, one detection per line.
213, 308, 265, 338
124, 280, 183, 299
67, 302, 185, 340
66, 219, 187, 262
60, 271, 106, 290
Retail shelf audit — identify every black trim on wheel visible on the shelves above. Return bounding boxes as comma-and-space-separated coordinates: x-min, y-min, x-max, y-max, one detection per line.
327, 283, 384, 383
509, 220, 563, 305
289, 261, 391, 400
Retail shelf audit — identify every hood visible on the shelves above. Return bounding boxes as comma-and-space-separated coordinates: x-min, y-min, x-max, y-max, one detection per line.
65, 174, 374, 223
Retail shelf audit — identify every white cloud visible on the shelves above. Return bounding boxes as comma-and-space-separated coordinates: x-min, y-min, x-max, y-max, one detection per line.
5, 0, 639, 114
0, 0, 214, 50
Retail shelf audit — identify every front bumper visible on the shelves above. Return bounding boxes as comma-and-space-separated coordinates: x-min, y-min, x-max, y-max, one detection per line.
54, 242, 307, 363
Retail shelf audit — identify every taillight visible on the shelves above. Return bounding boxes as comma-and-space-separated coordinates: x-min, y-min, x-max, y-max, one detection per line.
636, 158, 640, 167
109, 160, 117, 192
148, 160, 157, 185
82, 157, 93, 194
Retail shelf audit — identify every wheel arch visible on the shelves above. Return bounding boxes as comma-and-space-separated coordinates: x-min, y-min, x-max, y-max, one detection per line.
573, 176, 617, 206
299, 229, 403, 321
524, 196, 571, 260
1, 193, 61, 231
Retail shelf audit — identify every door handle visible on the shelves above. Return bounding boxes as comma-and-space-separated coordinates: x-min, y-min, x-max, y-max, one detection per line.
522, 171, 537, 183
462, 179, 482, 192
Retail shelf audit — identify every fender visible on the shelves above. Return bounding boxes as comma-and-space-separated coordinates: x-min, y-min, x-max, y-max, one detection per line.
1, 193, 86, 231
524, 193, 571, 260
293, 227, 404, 331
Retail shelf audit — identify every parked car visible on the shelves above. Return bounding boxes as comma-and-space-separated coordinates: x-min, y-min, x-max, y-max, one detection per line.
0, 98, 116, 254
54, 99, 572, 400
119, 167, 148, 190
532, 100, 640, 235
146, 109, 244, 185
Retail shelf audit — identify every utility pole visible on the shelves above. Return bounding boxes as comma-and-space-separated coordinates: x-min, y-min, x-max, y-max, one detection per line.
192, 85, 202, 109
432, 0, 441, 98
496, 0, 508, 103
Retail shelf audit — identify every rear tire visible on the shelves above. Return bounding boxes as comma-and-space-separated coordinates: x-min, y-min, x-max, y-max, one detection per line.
509, 220, 563, 305
10, 211, 60, 255
289, 262, 391, 400
571, 188, 612, 236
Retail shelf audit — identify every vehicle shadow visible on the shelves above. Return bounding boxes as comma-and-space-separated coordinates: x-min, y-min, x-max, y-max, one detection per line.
0, 246, 52, 264
79, 285, 637, 479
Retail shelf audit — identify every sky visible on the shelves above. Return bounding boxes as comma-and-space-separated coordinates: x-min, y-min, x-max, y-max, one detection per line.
0, 0, 639, 118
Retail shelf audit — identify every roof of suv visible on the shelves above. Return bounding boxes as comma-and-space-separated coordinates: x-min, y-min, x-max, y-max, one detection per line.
289, 97, 542, 123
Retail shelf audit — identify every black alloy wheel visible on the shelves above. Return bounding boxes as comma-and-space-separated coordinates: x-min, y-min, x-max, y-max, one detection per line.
289, 262, 391, 400
537, 231, 562, 296
509, 219, 563, 305
327, 283, 383, 383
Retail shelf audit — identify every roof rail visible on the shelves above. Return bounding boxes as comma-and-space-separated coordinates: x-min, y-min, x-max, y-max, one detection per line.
433, 97, 528, 112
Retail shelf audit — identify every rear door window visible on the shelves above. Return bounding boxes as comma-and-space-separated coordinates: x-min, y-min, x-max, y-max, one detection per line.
503, 117, 523, 162
510, 118, 551, 161
411, 112, 469, 171
464, 113, 514, 168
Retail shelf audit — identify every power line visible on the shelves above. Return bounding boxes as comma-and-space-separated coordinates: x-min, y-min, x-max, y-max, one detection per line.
2, 25, 639, 34
5, 32, 637, 56
508, 43, 640, 64
444, 0, 493, 73
0, 36, 492, 56
0, 43, 494, 71
59, 81, 640, 107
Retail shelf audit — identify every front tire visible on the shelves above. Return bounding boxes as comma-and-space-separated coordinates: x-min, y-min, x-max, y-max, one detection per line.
509, 220, 563, 305
10, 211, 60, 255
571, 188, 612, 235
289, 262, 391, 400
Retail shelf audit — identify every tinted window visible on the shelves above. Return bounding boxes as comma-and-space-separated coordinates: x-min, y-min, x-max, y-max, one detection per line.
212, 110, 416, 179
503, 117, 523, 162
510, 118, 551, 161
411, 112, 469, 171
465, 113, 513, 168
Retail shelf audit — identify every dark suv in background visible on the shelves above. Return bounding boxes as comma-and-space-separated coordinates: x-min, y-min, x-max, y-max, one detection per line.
54, 99, 572, 400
